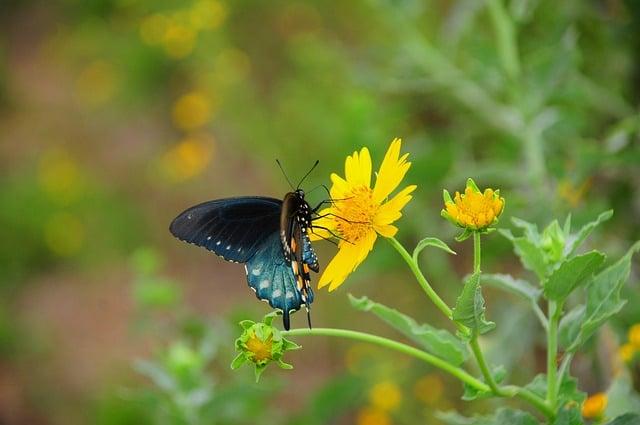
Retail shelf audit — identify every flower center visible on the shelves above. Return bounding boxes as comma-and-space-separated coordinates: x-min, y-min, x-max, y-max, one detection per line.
446, 188, 503, 229
334, 185, 377, 243
246, 334, 272, 362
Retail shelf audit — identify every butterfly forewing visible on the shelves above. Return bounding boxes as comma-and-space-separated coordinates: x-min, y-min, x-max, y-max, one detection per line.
169, 197, 281, 263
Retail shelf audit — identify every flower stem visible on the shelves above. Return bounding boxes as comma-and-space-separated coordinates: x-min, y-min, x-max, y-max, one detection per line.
284, 327, 554, 418
547, 300, 560, 409
283, 327, 490, 392
388, 237, 453, 320
469, 232, 501, 395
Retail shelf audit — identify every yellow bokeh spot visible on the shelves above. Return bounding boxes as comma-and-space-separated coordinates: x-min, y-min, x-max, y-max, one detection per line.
628, 324, 640, 348
139, 13, 170, 45
369, 381, 402, 412
414, 374, 444, 405
356, 407, 391, 425
161, 22, 197, 59
557, 178, 591, 208
246, 333, 273, 362
582, 392, 607, 420
190, 0, 227, 30
619, 343, 636, 363
160, 134, 215, 182
172, 91, 214, 131
38, 149, 83, 205
74, 60, 119, 106
44, 213, 85, 256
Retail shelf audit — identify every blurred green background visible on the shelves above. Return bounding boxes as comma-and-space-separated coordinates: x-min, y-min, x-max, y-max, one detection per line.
0, 0, 639, 424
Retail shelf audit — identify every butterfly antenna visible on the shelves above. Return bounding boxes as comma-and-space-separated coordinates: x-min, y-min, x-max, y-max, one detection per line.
276, 159, 296, 190
306, 306, 312, 329
297, 160, 320, 189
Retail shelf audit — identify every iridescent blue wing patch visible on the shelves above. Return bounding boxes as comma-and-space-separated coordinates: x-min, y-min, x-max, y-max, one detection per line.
169, 197, 281, 263
245, 232, 307, 330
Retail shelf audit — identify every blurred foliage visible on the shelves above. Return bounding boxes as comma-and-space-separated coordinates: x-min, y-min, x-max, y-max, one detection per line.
0, 0, 639, 423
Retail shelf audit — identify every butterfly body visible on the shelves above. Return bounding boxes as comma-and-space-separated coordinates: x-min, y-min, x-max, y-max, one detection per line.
169, 190, 318, 330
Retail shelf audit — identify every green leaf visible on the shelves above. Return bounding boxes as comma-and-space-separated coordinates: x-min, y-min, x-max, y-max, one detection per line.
413, 237, 457, 262
452, 273, 495, 336
510, 217, 541, 244
565, 210, 613, 257
552, 405, 584, 425
564, 241, 640, 352
348, 295, 468, 365
500, 230, 549, 280
558, 305, 585, 350
543, 251, 606, 302
230, 353, 246, 370
542, 220, 566, 264
481, 273, 540, 302
606, 414, 640, 425
456, 228, 473, 242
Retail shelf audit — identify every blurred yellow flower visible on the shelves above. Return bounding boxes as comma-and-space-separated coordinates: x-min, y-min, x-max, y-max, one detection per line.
619, 343, 636, 363
44, 213, 85, 256
414, 374, 444, 405
628, 324, 640, 348
190, 0, 227, 30
557, 178, 591, 208
38, 149, 83, 205
582, 392, 607, 420
442, 178, 504, 231
369, 381, 402, 411
172, 91, 214, 131
311, 138, 416, 291
356, 407, 391, 425
160, 134, 215, 182
162, 22, 197, 59
74, 60, 119, 106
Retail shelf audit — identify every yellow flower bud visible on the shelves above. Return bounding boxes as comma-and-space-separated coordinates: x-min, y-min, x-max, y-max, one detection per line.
582, 393, 607, 420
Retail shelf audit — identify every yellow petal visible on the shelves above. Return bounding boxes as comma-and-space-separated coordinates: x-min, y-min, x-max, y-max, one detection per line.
372, 138, 412, 203
330, 173, 350, 199
374, 185, 417, 225
373, 223, 398, 238
318, 231, 377, 291
345, 148, 372, 188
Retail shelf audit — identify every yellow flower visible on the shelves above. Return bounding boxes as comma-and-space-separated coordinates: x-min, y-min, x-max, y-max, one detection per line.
160, 134, 215, 182
311, 138, 417, 291
245, 333, 273, 362
356, 407, 391, 425
628, 324, 640, 348
442, 178, 504, 231
582, 392, 607, 420
619, 343, 636, 363
369, 381, 402, 411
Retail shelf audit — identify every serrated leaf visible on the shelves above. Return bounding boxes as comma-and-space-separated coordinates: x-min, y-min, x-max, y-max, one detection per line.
558, 305, 585, 349
511, 217, 541, 244
565, 210, 613, 257
552, 405, 584, 425
349, 295, 468, 365
565, 241, 640, 352
452, 273, 495, 336
500, 230, 549, 280
413, 237, 456, 262
481, 273, 540, 302
543, 251, 606, 302
606, 414, 640, 425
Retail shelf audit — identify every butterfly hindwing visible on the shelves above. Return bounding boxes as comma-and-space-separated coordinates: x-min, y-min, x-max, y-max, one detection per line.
245, 232, 304, 330
169, 197, 282, 263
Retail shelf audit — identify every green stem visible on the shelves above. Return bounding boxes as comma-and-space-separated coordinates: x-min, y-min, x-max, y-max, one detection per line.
469, 232, 501, 395
282, 327, 489, 393
388, 237, 453, 320
547, 301, 560, 409
284, 327, 554, 419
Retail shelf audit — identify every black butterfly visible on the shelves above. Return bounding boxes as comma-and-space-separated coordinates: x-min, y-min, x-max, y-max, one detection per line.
169, 163, 329, 330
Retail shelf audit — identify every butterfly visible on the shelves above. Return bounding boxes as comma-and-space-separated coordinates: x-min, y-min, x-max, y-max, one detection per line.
169, 162, 330, 330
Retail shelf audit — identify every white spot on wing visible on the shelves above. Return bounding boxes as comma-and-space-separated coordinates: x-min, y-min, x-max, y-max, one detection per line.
226, 245, 231, 250
259, 280, 270, 289
252, 267, 262, 276
272, 289, 282, 298
286, 291, 294, 299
